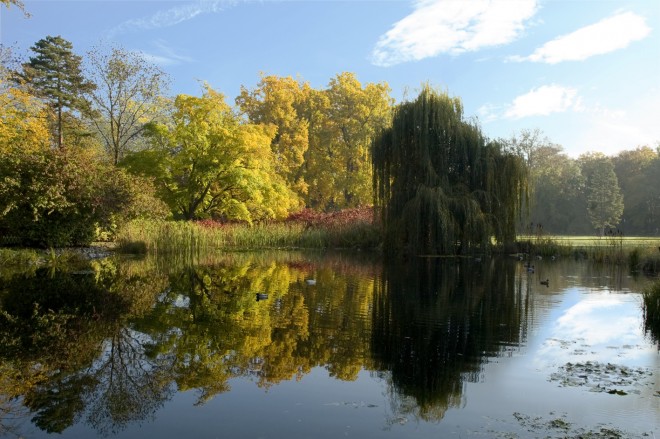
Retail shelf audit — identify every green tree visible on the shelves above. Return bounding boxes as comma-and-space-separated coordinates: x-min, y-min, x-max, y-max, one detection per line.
528, 145, 589, 234
613, 146, 657, 234
123, 86, 299, 221
373, 85, 528, 255
85, 46, 170, 165
504, 129, 555, 221
0, 147, 161, 247
580, 153, 624, 236
20, 35, 95, 149
505, 127, 551, 169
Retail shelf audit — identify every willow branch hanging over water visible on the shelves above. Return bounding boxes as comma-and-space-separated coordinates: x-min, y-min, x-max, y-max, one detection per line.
372, 86, 528, 255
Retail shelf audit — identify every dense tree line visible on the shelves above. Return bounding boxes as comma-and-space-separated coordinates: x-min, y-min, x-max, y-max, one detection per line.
0, 36, 391, 244
1, 34, 658, 247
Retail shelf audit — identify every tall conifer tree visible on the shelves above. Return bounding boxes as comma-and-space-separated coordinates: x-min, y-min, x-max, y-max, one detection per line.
21, 35, 95, 149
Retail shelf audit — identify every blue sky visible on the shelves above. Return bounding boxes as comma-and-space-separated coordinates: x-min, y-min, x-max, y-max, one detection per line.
2, 0, 659, 157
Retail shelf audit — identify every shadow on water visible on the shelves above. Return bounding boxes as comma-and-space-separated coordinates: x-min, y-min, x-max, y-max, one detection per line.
371, 256, 527, 421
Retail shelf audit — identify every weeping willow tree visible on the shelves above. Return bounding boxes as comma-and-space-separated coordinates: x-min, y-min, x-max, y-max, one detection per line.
373, 86, 528, 255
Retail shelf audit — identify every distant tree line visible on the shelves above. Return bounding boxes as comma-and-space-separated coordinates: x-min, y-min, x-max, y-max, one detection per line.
507, 129, 659, 236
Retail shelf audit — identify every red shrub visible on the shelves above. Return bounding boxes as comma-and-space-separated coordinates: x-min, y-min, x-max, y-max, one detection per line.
286, 206, 377, 228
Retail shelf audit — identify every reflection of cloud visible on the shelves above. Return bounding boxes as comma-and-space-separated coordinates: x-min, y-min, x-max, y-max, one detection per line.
108, 0, 236, 37
555, 297, 637, 346
371, 0, 538, 67
512, 11, 651, 64
534, 292, 652, 368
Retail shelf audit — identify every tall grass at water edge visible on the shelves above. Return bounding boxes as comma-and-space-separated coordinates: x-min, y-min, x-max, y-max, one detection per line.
115, 215, 660, 274
515, 234, 660, 274
116, 215, 381, 255
116, 220, 225, 255
643, 281, 660, 347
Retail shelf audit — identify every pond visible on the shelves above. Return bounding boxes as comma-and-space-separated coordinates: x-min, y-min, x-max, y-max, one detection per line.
1, 251, 658, 438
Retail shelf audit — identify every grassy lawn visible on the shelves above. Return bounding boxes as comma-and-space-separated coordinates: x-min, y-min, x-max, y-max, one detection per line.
519, 235, 660, 248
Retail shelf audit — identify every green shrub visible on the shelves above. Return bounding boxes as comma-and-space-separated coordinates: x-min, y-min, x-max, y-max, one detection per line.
0, 149, 167, 247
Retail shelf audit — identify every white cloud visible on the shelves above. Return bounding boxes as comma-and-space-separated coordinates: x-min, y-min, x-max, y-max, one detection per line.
476, 103, 503, 122
371, 0, 538, 67
108, 0, 235, 37
504, 84, 580, 119
518, 11, 651, 64
130, 39, 194, 67
138, 51, 190, 67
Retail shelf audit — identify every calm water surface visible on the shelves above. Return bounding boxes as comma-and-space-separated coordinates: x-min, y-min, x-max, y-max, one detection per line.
1, 252, 658, 438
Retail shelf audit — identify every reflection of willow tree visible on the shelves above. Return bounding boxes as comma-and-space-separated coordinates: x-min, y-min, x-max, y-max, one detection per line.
373, 86, 528, 255
0, 259, 168, 435
371, 257, 526, 421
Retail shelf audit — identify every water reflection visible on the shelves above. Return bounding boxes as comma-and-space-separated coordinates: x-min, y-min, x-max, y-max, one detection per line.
0, 252, 380, 435
371, 257, 527, 421
0, 252, 655, 436
0, 260, 169, 435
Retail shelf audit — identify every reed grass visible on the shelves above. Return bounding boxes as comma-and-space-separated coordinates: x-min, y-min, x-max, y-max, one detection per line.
514, 234, 660, 273
642, 281, 660, 347
0, 248, 40, 266
114, 217, 660, 276
115, 218, 382, 255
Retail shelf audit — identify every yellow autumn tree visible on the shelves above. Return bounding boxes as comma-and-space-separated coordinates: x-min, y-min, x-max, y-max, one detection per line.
304, 73, 392, 210
0, 77, 50, 154
236, 74, 310, 200
123, 85, 300, 221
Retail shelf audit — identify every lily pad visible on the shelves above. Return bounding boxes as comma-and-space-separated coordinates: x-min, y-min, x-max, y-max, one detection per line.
548, 361, 653, 395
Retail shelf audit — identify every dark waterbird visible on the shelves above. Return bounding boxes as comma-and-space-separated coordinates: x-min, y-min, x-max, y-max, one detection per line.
540, 279, 549, 287
256, 293, 269, 301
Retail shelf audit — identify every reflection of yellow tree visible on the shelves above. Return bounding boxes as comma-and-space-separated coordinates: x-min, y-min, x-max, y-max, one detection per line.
129, 252, 377, 403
